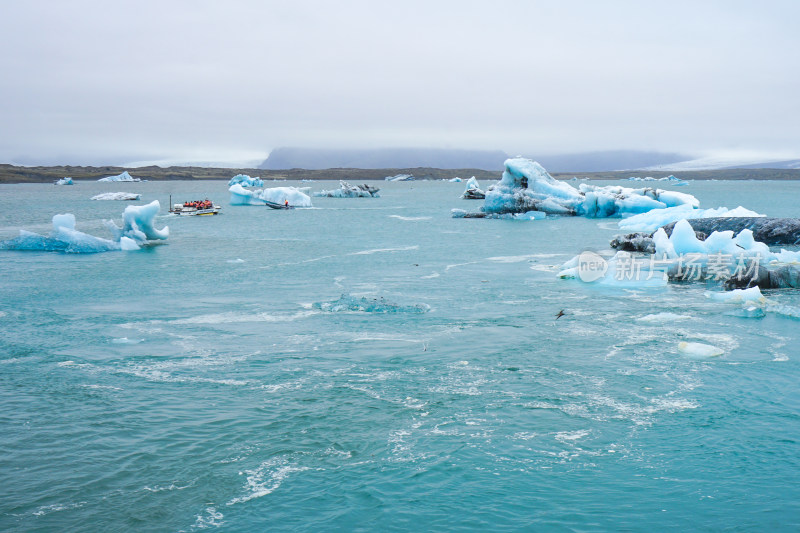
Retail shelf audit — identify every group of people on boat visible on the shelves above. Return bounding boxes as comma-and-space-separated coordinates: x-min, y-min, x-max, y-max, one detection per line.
183, 199, 213, 209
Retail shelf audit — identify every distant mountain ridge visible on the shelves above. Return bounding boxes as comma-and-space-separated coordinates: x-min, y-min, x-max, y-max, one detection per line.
260, 148, 692, 172
261, 148, 509, 171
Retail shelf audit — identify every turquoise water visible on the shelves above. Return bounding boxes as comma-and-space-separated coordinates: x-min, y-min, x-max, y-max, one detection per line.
1, 179, 799, 532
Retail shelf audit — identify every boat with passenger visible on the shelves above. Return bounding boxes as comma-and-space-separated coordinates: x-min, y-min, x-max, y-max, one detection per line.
169, 197, 222, 216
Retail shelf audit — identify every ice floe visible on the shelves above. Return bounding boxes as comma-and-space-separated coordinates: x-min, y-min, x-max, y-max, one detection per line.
313, 181, 380, 198
91, 192, 141, 201
385, 174, 414, 181
55, 177, 73, 185
678, 341, 723, 358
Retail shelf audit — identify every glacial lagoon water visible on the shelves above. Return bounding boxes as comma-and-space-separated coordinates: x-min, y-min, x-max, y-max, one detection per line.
1, 178, 799, 531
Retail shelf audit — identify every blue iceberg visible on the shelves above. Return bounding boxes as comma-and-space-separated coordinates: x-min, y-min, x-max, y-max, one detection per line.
228, 174, 264, 187
55, 177, 74, 185
479, 158, 699, 218
98, 171, 140, 182
229, 184, 313, 207
0, 201, 168, 253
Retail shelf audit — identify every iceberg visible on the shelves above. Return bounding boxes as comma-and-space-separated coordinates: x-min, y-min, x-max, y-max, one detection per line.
478, 158, 699, 218
462, 177, 485, 200
449, 177, 462, 182
385, 174, 414, 181
661, 217, 800, 246
678, 342, 723, 358
228, 174, 264, 187
313, 181, 380, 198
0, 201, 168, 253
229, 184, 312, 207
619, 205, 765, 232
91, 192, 141, 201
98, 171, 140, 182
55, 177, 74, 185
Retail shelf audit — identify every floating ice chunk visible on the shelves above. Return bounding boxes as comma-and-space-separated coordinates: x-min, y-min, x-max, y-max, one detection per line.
449, 177, 462, 182
105, 201, 169, 243
385, 174, 414, 181
618, 205, 764, 232
313, 294, 430, 313
229, 184, 312, 207
705, 286, 765, 305
725, 306, 766, 318
678, 341, 723, 358
228, 174, 263, 187
313, 181, 380, 198
98, 171, 140, 182
91, 192, 141, 201
557, 251, 668, 288
55, 177, 73, 185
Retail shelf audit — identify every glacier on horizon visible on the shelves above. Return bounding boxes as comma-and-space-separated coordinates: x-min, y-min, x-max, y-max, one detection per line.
618, 205, 765, 232
385, 174, 414, 181
228, 174, 264, 187
98, 171, 140, 182
480, 158, 699, 218
0, 201, 168, 253
229, 184, 313, 207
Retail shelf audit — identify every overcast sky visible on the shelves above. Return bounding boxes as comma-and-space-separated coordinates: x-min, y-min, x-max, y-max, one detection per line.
2, 0, 799, 166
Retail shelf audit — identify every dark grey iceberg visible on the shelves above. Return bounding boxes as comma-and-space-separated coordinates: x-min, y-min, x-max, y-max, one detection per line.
661, 217, 800, 246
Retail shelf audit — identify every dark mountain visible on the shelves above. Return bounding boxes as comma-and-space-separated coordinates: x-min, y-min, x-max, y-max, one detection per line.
527, 150, 691, 172
260, 148, 509, 171
260, 148, 692, 172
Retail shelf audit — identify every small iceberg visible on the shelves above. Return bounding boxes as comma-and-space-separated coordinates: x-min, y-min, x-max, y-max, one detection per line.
678, 341, 723, 358
313, 294, 430, 313
55, 177, 74, 185
0, 201, 168, 253
229, 184, 313, 207
98, 171, 140, 182
313, 181, 380, 198
461, 177, 485, 200
449, 177, 463, 182
228, 174, 263, 187
385, 174, 414, 182
91, 192, 141, 201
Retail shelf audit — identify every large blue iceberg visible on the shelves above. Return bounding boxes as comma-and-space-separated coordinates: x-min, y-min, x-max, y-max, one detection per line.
479, 158, 698, 217
0, 201, 168, 253
229, 184, 313, 207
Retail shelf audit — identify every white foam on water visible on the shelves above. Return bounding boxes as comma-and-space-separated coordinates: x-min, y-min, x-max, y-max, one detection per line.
193, 506, 224, 529
421, 272, 440, 279
33, 501, 87, 516
554, 429, 591, 442
487, 254, 543, 263
227, 458, 309, 505
637, 312, 694, 323
349, 245, 419, 255
388, 215, 432, 221
112, 337, 143, 344
171, 310, 318, 325
226, 258, 245, 263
